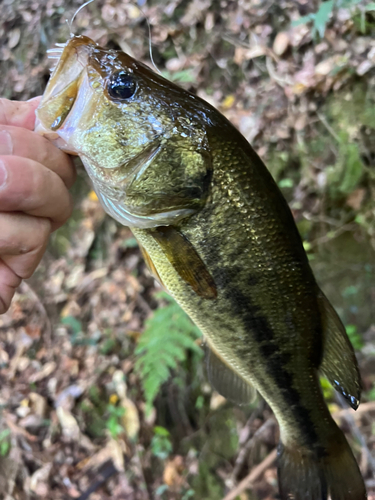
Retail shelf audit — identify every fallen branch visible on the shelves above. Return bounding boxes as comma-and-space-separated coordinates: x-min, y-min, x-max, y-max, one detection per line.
223, 401, 375, 500
334, 401, 375, 418
231, 417, 276, 484
222, 448, 277, 500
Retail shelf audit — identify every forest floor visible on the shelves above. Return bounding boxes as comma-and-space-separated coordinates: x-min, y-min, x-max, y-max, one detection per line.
0, 0, 375, 499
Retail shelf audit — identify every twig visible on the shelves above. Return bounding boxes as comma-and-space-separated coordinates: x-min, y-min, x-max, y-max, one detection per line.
224, 401, 375, 500
335, 394, 375, 474
222, 448, 277, 500
231, 417, 276, 483
308, 221, 357, 248
20, 281, 52, 350
134, 445, 152, 500
4, 413, 38, 442
316, 111, 341, 143
334, 401, 375, 419
77, 462, 118, 500
266, 56, 293, 87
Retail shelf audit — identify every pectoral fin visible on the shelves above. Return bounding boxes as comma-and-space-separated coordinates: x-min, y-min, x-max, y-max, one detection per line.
138, 242, 164, 287
317, 290, 361, 410
151, 226, 217, 300
206, 344, 256, 405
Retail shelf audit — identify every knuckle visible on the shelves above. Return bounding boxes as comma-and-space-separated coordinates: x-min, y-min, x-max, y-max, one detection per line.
0, 99, 9, 125
19, 221, 50, 278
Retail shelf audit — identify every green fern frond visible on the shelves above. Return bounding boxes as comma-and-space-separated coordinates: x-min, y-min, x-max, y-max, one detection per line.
134, 292, 203, 409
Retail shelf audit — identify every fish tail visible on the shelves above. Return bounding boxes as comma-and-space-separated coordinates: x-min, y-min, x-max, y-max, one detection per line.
277, 431, 366, 500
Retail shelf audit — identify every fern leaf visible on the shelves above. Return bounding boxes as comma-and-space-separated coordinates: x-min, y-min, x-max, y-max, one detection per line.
134, 293, 202, 409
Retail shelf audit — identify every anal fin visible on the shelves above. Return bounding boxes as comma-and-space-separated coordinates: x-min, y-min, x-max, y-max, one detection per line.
317, 289, 362, 410
205, 344, 256, 405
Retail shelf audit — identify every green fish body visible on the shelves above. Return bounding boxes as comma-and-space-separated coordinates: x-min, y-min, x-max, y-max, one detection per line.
35, 35, 366, 499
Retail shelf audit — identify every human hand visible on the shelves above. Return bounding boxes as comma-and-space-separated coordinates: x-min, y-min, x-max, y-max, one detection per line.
0, 97, 76, 314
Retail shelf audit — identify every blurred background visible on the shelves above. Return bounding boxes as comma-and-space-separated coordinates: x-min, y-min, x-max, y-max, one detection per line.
0, 0, 375, 498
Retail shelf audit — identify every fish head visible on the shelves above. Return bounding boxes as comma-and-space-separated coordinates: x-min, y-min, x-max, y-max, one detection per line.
36, 35, 213, 228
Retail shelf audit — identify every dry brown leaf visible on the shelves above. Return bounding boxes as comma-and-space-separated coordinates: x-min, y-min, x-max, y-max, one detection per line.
315, 58, 335, 76
234, 45, 267, 65
29, 392, 47, 418
356, 60, 374, 76
273, 32, 289, 56
346, 188, 366, 211
56, 407, 80, 441
294, 113, 308, 131
163, 456, 185, 488
29, 463, 52, 496
8, 28, 20, 49
78, 438, 125, 473
210, 392, 226, 410
121, 397, 140, 440
29, 361, 56, 383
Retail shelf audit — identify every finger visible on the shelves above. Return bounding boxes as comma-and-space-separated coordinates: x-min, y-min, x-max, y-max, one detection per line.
0, 97, 41, 130
0, 260, 21, 314
0, 156, 73, 228
0, 212, 51, 278
0, 126, 76, 188
0, 212, 51, 314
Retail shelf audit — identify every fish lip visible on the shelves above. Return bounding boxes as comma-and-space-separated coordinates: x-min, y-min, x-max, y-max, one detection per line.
35, 36, 97, 141
44, 36, 95, 101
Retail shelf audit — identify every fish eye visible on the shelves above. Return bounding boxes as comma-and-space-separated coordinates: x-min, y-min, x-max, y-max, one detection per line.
107, 71, 136, 100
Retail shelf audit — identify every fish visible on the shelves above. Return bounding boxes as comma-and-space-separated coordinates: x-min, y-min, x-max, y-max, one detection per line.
35, 35, 366, 499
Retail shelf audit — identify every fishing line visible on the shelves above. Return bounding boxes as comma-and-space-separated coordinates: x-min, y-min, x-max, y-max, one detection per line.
65, 0, 161, 75
137, 5, 162, 75
67, 0, 97, 36
66, 0, 161, 75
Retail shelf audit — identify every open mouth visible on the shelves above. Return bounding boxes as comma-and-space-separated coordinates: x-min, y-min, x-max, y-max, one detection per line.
35, 36, 96, 143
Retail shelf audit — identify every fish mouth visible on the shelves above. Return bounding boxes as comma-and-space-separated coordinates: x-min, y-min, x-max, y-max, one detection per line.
35, 36, 97, 150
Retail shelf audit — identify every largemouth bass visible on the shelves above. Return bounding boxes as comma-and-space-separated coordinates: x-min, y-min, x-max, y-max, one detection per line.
35, 35, 366, 499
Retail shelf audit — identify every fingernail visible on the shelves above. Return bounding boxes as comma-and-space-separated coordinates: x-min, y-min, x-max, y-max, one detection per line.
0, 130, 13, 155
27, 96, 41, 102
0, 160, 8, 189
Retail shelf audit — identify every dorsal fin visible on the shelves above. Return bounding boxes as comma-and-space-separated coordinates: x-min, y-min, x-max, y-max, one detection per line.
205, 344, 256, 405
317, 290, 361, 410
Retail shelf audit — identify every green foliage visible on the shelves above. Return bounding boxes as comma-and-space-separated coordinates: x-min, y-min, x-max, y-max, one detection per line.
134, 293, 203, 410
366, 385, 375, 401
161, 69, 196, 83
294, 1, 334, 38
326, 131, 364, 197
120, 236, 138, 249
320, 376, 335, 401
80, 399, 106, 438
105, 404, 125, 439
61, 315, 96, 346
345, 324, 363, 350
151, 426, 173, 459
278, 177, 294, 189
100, 337, 117, 355
293, 0, 367, 38
80, 387, 125, 439
0, 429, 11, 457
61, 315, 82, 335
191, 462, 223, 500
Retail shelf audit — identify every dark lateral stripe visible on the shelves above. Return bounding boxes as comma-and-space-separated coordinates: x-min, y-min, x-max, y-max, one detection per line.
221, 281, 320, 449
